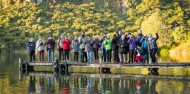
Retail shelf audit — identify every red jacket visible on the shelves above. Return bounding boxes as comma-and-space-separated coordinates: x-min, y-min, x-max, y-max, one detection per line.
135, 55, 143, 63
61, 39, 71, 50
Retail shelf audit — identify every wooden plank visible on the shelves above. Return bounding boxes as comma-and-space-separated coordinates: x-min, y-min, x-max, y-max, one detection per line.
27, 62, 190, 68
29, 63, 54, 66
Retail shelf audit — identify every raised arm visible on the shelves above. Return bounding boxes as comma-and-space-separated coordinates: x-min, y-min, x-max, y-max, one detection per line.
155, 33, 159, 40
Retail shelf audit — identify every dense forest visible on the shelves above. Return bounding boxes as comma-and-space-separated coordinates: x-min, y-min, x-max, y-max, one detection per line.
0, 0, 190, 53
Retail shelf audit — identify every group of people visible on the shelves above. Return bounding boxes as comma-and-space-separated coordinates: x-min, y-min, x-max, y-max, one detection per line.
26, 30, 159, 64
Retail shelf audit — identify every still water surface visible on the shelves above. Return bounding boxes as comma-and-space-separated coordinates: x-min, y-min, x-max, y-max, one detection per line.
0, 51, 190, 94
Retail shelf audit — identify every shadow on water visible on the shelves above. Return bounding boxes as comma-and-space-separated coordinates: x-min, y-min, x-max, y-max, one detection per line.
18, 70, 190, 94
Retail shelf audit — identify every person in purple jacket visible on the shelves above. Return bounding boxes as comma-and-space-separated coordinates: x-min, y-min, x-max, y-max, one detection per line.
128, 34, 138, 63
93, 35, 100, 63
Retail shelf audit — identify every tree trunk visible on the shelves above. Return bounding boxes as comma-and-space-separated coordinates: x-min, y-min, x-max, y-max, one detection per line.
121, 0, 127, 15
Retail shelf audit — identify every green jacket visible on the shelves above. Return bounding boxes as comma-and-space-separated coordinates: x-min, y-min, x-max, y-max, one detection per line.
104, 39, 112, 50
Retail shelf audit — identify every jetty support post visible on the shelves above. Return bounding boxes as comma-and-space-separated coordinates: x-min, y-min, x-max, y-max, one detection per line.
99, 67, 111, 74
19, 58, 22, 70
148, 68, 159, 75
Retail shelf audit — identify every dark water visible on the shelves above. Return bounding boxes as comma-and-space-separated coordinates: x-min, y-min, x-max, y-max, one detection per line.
0, 51, 190, 94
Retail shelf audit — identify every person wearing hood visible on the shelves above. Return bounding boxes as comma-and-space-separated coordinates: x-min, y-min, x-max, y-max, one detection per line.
27, 37, 36, 62
93, 35, 100, 63
72, 36, 80, 62
148, 33, 159, 63
46, 35, 55, 63
57, 34, 64, 61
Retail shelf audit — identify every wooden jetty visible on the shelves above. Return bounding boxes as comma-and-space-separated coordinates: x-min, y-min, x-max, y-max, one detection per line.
19, 58, 190, 74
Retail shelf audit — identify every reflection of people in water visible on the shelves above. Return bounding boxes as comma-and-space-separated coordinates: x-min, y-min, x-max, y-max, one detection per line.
100, 78, 106, 94
36, 77, 45, 94
48, 77, 55, 93
79, 77, 87, 94
28, 76, 36, 93
103, 78, 112, 94
148, 79, 158, 94
85, 77, 92, 94
72, 78, 79, 94
135, 80, 141, 94
62, 77, 70, 94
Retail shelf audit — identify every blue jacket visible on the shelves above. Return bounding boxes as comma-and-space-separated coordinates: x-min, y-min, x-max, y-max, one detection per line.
128, 38, 138, 49
140, 37, 149, 49
72, 39, 80, 52
27, 42, 36, 51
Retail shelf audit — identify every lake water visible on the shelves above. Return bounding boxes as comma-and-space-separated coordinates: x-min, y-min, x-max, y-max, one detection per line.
0, 51, 190, 94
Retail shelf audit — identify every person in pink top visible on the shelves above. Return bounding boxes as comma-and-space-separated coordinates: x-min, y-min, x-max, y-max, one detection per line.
61, 36, 71, 62
135, 53, 143, 63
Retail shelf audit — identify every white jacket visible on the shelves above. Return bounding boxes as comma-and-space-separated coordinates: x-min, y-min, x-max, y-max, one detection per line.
36, 39, 45, 51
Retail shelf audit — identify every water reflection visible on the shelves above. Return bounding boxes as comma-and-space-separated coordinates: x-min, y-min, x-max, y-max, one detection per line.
20, 72, 190, 94
1, 52, 190, 94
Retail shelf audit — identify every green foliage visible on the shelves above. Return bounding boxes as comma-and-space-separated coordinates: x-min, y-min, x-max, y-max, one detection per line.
160, 48, 169, 58
0, 1, 124, 49
0, 0, 190, 50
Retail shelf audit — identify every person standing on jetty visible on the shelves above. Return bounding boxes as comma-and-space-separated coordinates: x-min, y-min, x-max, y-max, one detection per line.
79, 32, 87, 62
112, 34, 119, 63
61, 36, 71, 62
140, 35, 149, 63
128, 34, 138, 63
36, 36, 45, 62
136, 29, 144, 47
57, 34, 64, 61
46, 35, 55, 63
117, 30, 122, 40
72, 36, 80, 62
117, 35, 128, 64
85, 36, 94, 63
92, 35, 100, 63
100, 34, 107, 63
104, 34, 112, 63
27, 38, 36, 62
148, 33, 159, 63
